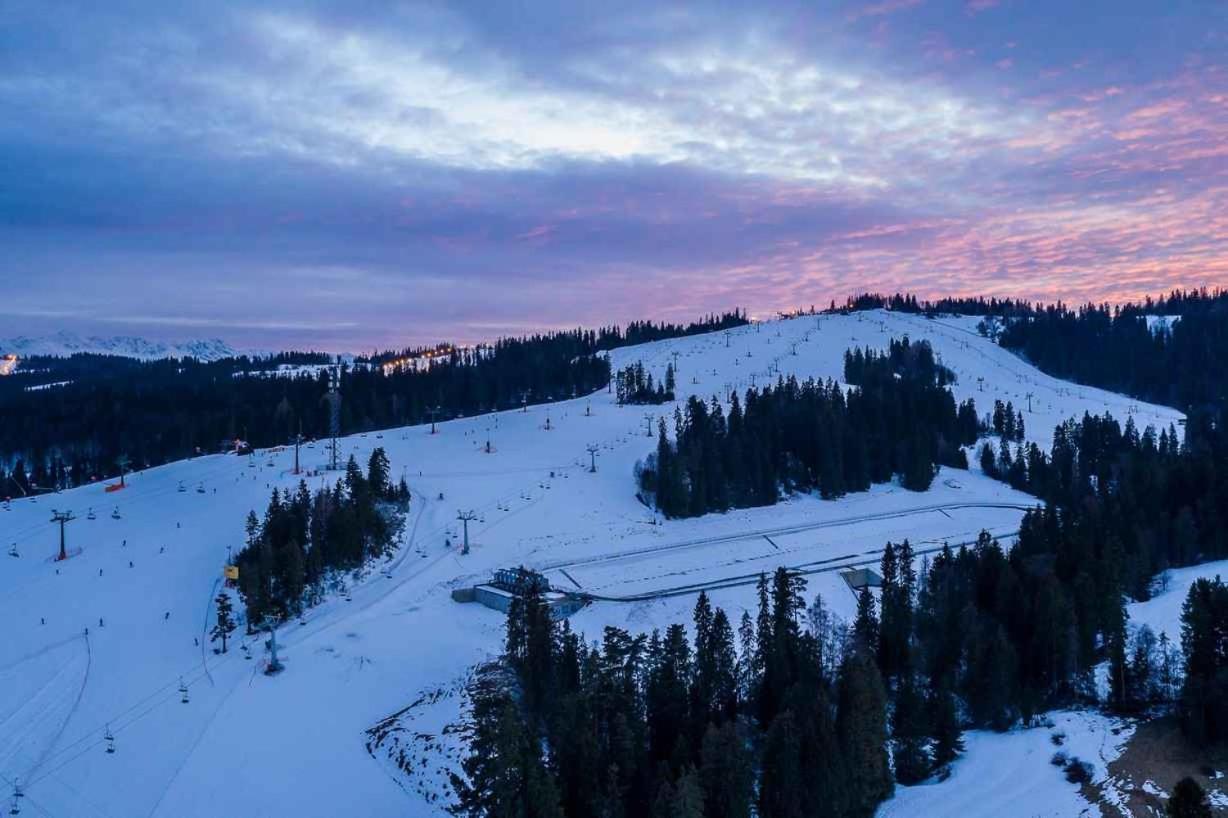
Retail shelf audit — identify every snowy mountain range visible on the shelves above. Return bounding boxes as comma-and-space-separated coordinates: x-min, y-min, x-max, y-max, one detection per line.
0, 331, 241, 361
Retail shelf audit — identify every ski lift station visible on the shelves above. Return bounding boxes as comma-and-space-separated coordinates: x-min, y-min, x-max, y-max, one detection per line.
452, 567, 587, 619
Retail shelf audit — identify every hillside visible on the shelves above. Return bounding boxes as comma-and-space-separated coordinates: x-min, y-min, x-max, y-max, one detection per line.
0, 310, 1185, 818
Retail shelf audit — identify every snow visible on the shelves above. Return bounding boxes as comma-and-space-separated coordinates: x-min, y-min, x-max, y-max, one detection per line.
0, 332, 240, 361
22, 380, 73, 392
1142, 314, 1181, 334
878, 711, 1135, 818
0, 310, 1186, 817
1127, 559, 1228, 642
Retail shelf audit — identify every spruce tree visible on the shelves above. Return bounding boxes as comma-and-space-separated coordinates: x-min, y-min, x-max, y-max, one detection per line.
891, 674, 932, 785
210, 591, 236, 653
837, 648, 893, 816
929, 680, 964, 767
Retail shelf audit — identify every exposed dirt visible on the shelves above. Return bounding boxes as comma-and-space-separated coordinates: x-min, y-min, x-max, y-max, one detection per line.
1099, 715, 1228, 816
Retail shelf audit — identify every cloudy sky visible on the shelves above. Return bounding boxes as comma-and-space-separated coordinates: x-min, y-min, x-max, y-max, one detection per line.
2, 1, 1225, 350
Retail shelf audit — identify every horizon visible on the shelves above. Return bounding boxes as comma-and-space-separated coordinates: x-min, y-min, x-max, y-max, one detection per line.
0, 286, 1217, 357
2, 1, 1226, 349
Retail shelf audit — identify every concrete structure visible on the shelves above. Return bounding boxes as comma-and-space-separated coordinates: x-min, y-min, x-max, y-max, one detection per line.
840, 567, 883, 591
453, 568, 587, 619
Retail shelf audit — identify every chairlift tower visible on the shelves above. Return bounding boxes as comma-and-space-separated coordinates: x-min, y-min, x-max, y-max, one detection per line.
586, 444, 599, 473
266, 625, 283, 675
457, 510, 478, 554
50, 509, 74, 561
324, 364, 342, 470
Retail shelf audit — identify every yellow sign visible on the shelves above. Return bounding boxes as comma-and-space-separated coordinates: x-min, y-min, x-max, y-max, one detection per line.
224, 565, 239, 580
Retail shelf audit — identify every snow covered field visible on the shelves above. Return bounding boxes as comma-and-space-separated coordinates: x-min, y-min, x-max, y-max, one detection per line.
879, 710, 1137, 818
0, 310, 1185, 817
1129, 559, 1228, 644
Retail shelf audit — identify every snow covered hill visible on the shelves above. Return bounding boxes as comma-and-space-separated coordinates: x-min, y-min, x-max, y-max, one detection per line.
0, 310, 1185, 818
0, 332, 240, 361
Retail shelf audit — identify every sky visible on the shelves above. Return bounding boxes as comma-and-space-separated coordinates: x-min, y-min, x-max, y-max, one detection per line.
1, 0, 1225, 351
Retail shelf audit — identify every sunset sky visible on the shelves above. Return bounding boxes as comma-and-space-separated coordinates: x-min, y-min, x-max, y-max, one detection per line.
2, 0, 1225, 350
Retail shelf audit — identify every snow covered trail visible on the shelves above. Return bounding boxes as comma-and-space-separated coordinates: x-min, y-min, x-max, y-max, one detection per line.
0, 310, 1185, 817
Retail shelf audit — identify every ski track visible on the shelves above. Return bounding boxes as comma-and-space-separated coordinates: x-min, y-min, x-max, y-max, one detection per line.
0, 310, 1186, 818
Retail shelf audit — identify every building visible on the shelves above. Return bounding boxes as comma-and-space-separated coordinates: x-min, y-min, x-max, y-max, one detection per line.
452, 567, 587, 619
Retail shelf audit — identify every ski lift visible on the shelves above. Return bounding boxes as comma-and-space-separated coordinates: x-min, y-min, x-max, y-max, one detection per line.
111, 507, 121, 520
105, 724, 115, 754
179, 678, 189, 704
7, 543, 17, 558
177, 481, 186, 493
87, 507, 96, 520
196, 483, 206, 494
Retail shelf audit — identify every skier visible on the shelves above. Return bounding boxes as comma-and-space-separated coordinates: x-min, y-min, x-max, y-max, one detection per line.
128, 561, 133, 568
164, 611, 170, 621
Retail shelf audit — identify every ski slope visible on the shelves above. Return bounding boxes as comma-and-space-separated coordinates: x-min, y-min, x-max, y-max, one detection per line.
0, 310, 1184, 817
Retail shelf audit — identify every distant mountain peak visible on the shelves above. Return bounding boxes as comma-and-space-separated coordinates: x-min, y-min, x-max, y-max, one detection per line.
0, 333, 241, 361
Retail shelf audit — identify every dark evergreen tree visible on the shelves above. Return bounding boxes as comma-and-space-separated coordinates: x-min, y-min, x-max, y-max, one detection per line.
1167, 777, 1213, 818
210, 592, 236, 653
837, 648, 893, 816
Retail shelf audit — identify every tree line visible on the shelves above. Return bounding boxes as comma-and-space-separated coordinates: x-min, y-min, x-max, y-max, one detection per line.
638, 338, 979, 518
995, 289, 1227, 413
234, 447, 409, 628
0, 312, 746, 499
452, 403, 1228, 817
969, 404, 1228, 742
615, 361, 676, 405
453, 571, 896, 818
832, 288, 1227, 415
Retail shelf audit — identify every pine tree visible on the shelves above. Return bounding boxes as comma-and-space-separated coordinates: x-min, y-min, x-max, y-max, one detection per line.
367, 447, 391, 497
1167, 777, 1213, 818
758, 710, 805, 818
978, 441, 997, 477
699, 722, 752, 818
853, 586, 880, 657
837, 647, 893, 816
891, 674, 931, 785
210, 591, 237, 653
450, 690, 563, 818
929, 680, 964, 767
